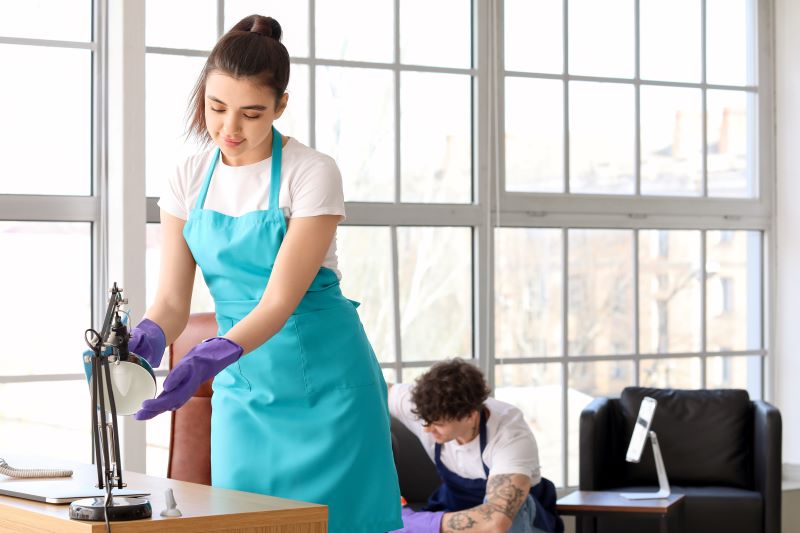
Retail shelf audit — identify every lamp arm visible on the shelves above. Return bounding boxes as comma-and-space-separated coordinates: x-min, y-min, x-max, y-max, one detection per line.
97, 283, 124, 349
102, 356, 124, 489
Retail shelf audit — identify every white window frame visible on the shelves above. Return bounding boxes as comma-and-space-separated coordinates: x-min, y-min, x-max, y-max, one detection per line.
0, 0, 763, 481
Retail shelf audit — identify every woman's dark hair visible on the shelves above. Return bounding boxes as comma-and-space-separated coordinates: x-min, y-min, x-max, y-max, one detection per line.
410, 358, 491, 424
187, 15, 290, 143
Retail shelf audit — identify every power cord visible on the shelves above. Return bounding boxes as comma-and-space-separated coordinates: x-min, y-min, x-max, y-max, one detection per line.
104, 489, 112, 533
0, 458, 73, 478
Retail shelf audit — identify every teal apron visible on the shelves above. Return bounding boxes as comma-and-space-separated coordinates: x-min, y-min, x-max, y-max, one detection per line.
182, 127, 403, 533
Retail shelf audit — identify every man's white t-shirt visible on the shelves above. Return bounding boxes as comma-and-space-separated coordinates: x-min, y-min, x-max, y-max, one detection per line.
389, 383, 542, 486
157, 138, 346, 278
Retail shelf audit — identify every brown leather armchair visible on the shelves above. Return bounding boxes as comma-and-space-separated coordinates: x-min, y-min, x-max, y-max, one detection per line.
166, 312, 217, 485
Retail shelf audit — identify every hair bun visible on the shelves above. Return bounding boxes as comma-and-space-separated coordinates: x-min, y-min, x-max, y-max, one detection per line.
233, 15, 282, 41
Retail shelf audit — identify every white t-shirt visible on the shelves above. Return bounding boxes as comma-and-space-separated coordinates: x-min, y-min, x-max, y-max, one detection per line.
157, 138, 346, 278
389, 383, 542, 486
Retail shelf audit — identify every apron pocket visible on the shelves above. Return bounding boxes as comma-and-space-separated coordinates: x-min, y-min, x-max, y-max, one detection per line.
296, 305, 378, 393
236, 316, 310, 403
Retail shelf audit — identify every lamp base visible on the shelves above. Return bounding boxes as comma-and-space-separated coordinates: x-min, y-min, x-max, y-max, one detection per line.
69, 496, 152, 521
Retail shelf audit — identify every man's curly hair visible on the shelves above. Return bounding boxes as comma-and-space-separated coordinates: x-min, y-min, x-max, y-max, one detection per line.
410, 358, 491, 424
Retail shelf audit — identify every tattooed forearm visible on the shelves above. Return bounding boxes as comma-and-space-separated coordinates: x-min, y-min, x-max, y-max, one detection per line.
441, 474, 531, 533
477, 503, 499, 521
485, 474, 527, 519
445, 512, 478, 530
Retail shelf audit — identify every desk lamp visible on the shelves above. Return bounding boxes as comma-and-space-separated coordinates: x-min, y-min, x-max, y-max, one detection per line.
69, 283, 156, 523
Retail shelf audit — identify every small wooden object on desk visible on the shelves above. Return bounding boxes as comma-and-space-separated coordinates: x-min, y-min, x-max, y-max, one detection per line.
0, 455, 327, 533
556, 490, 685, 533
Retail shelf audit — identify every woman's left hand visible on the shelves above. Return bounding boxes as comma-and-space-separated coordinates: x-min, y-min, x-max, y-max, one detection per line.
134, 337, 243, 420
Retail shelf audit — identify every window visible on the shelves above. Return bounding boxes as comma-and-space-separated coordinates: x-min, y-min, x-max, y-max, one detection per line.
0, 0, 765, 486
143, 0, 476, 475
0, 0, 99, 463
497, 0, 767, 487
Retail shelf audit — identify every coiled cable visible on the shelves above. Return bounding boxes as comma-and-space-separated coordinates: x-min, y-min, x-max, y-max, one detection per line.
0, 458, 73, 478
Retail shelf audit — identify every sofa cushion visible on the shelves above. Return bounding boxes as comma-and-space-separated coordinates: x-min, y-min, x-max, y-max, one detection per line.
620, 387, 752, 488
391, 417, 440, 506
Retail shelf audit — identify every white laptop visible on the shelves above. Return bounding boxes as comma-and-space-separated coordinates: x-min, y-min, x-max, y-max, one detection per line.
0, 479, 149, 504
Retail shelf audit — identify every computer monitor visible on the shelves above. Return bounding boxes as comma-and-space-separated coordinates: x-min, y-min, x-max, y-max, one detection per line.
625, 396, 657, 463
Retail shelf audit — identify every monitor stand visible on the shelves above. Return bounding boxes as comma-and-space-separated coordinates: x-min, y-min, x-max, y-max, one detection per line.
620, 431, 671, 500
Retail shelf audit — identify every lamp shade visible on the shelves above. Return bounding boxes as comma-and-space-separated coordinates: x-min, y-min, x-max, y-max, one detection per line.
84, 352, 157, 416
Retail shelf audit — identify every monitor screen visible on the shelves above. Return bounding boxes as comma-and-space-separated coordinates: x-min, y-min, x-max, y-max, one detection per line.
625, 396, 657, 463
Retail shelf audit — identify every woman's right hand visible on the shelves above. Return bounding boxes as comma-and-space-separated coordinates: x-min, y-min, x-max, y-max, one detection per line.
128, 318, 167, 368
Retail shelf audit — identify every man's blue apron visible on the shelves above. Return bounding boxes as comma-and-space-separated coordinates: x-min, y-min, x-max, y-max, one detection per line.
424, 409, 564, 533
182, 127, 402, 533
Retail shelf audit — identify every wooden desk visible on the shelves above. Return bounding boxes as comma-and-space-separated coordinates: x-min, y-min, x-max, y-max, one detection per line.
556, 490, 684, 533
0, 455, 326, 532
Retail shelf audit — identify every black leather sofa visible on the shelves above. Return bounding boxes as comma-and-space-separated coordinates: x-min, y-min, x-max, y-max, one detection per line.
391, 416, 441, 509
579, 387, 782, 533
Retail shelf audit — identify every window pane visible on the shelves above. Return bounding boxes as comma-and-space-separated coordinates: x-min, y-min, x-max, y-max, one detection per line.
398, 227, 471, 362
280, 63, 310, 145
401, 72, 471, 203
382, 367, 396, 384
316, 67, 394, 202
568, 230, 634, 356
640, 86, 702, 196
505, 78, 563, 193
146, 54, 207, 198
495, 228, 562, 358
225, 0, 309, 57
707, 90, 754, 198
568, 360, 634, 486
338, 226, 395, 364
640, 0, 700, 82
146, 376, 169, 477
146, 223, 215, 346
146, 0, 218, 50
568, 0, 634, 78
639, 230, 702, 354
496, 364, 563, 487
0, 223, 90, 375
569, 82, 634, 194
400, 0, 470, 68
0, 45, 91, 195
640, 358, 702, 388
706, 230, 761, 352
707, 356, 761, 398
401, 366, 431, 385
504, 0, 562, 74
706, 0, 755, 86
315, 0, 393, 63
0, 381, 90, 462
0, 0, 91, 41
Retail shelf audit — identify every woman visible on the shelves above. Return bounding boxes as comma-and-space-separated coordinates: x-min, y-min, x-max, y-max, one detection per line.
129, 15, 402, 533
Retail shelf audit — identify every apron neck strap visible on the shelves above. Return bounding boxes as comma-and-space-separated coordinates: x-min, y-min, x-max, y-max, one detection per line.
194, 148, 221, 210
268, 125, 282, 212
478, 408, 490, 476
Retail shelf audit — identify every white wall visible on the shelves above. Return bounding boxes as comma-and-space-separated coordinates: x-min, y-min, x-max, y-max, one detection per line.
775, 0, 800, 465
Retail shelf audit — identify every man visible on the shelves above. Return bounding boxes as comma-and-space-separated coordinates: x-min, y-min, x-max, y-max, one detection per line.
389, 359, 562, 533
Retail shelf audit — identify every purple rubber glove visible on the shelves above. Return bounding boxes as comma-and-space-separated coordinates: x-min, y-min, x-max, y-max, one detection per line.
391, 507, 444, 533
128, 318, 167, 368
134, 337, 243, 420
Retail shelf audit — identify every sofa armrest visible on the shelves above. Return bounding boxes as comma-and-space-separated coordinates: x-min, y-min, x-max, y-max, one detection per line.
579, 397, 614, 490
753, 400, 781, 533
